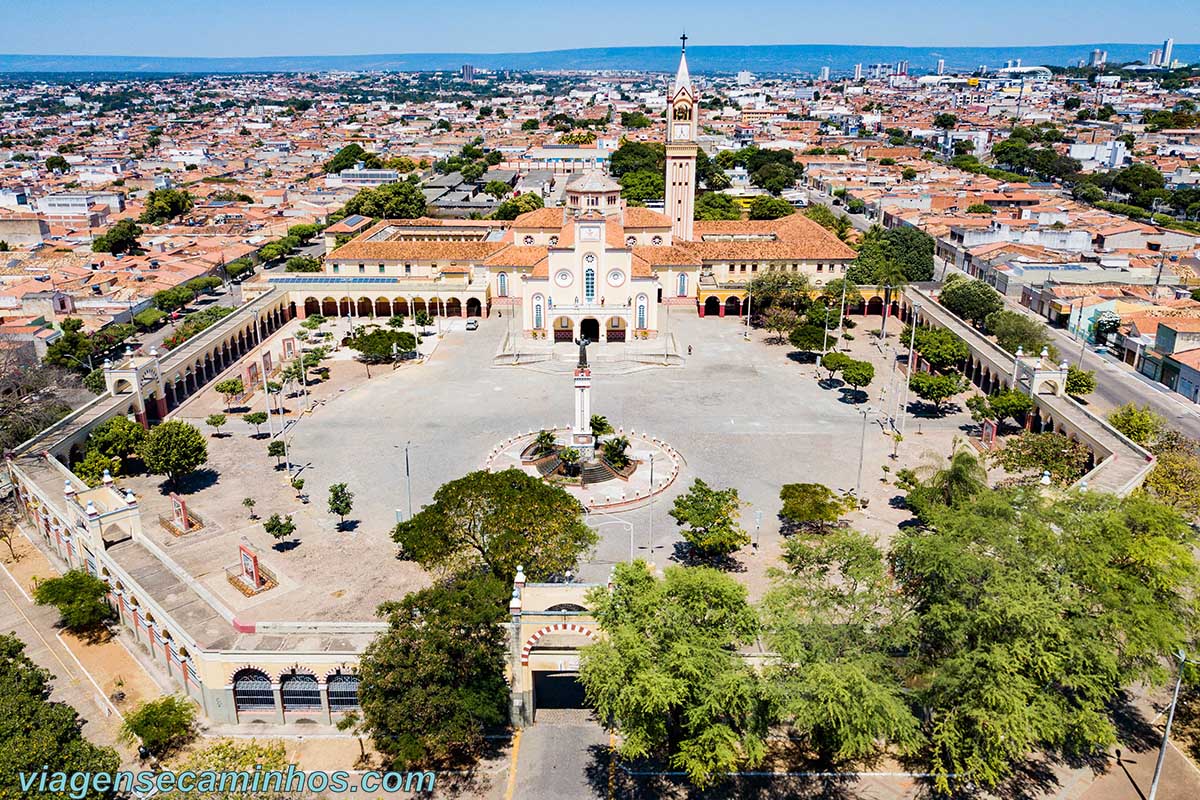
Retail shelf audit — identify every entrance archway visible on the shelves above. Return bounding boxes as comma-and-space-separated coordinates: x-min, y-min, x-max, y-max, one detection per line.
607, 317, 627, 342
703, 296, 721, 317
725, 296, 742, 317
532, 671, 588, 718
304, 298, 320, 316
466, 298, 482, 317
580, 318, 600, 342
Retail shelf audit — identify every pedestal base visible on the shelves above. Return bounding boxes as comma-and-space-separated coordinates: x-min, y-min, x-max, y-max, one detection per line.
571, 432, 595, 460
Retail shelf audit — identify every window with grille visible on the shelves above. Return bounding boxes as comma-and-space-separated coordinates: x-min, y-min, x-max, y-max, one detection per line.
585, 268, 595, 301
327, 674, 360, 710
280, 673, 321, 711
233, 669, 275, 711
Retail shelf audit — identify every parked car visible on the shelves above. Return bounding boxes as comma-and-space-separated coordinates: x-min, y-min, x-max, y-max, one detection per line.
466, 319, 478, 330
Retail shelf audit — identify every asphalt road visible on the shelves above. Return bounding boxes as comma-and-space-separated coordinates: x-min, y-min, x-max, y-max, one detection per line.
985, 278, 1200, 440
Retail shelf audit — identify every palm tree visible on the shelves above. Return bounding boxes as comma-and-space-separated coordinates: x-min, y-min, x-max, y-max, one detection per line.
590, 414, 613, 438
921, 446, 987, 507
534, 429, 557, 457
875, 259, 908, 339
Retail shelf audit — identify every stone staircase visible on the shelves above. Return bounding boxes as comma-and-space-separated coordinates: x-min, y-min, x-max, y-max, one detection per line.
580, 461, 617, 487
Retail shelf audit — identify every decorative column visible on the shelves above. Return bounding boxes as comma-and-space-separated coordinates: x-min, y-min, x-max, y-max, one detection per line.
572, 366, 595, 460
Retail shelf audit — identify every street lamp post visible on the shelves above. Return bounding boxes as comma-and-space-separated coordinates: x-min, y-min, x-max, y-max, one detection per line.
899, 305, 920, 436
1148, 651, 1190, 800
404, 441, 413, 521
855, 406, 873, 503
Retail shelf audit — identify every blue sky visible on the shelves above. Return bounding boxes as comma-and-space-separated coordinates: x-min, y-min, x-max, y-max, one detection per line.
1, 0, 1197, 57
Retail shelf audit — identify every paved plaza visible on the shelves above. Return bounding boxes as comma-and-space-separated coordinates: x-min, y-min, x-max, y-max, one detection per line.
118, 308, 986, 619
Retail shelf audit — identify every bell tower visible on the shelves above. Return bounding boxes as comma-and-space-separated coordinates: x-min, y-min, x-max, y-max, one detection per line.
665, 33, 697, 242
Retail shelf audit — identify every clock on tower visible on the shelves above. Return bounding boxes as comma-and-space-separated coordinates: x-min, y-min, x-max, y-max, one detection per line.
664, 34, 698, 241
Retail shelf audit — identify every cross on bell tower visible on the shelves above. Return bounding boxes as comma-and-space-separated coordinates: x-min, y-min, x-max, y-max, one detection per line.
665, 34, 697, 242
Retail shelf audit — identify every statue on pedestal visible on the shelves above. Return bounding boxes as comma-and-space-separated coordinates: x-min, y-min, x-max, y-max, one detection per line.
574, 336, 591, 369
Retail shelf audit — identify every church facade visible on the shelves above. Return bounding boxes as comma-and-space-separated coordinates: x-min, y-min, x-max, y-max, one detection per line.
318, 41, 856, 338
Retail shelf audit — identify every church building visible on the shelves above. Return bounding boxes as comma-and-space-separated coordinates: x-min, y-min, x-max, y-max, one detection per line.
318, 39, 856, 338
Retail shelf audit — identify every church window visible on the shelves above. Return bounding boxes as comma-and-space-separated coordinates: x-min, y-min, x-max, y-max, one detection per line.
626, 236, 636, 246
379, 265, 385, 273
523, 235, 534, 245
498, 272, 508, 297
677, 273, 687, 296
585, 268, 596, 301
637, 295, 647, 328
533, 296, 543, 328
549, 236, 558, 246
652, 235, 663, 245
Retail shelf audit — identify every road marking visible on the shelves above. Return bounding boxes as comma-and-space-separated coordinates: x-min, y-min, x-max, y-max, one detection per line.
0, 578, 76, 681
503, 728, 522, 800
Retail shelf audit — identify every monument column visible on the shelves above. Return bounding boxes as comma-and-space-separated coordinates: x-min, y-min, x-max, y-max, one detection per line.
571, 338, 596, 459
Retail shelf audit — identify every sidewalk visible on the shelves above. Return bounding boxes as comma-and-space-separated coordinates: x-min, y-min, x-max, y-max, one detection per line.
1, 524, 167, 760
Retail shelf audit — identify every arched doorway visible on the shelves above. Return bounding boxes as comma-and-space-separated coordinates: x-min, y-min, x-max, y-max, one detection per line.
867, 297, 884, 316
321, 297, 338, 316
375, 298, 391, 317
357, 298, 373, 318
703, 296, 721, 317
304, 298, 320, 316
553, 316, 573, 342
467, 298, 483, 317
445, 298, 462, 317
580, 318, 600, 342
607, 317, 627, 342
725, 297, 742, 317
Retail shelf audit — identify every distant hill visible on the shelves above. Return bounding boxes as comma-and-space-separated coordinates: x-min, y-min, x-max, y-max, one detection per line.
0, 43, 1196, 75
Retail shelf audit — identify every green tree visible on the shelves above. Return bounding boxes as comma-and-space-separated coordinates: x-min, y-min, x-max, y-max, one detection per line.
1066, 365, 1097, 397
1143, 450, 1200, 520
601, 435, 631, 469
44, 317, 95, 372
263, 513, 297, 547
911, 446, 989, 513
285, 256, 321, 272
491, 192, 544, 220
242, 411, 267, 435
347, 328, 417, 377
44, 154, 70, 171
991, 431, 1091, 485
139, 188, 194, 224
267, 439, 287, 467
620, 111, 653, 129
905, 325, 969, 372
748, 195, 796, 220
0, 635, 120, 800
579, 563, 765, 787
341, 181, 427, 220
91, 218, 143, 254
669, 478, 749, 558
893, 490, 1200, 793
762, 531, 922, 762
33, 570, 115, 632
213, 377, 244, 411
590, 414, 613, 438
1107, 403, 1165, 446
204, 413, 226, 435
820, 350, 852, 380
482, 180, 511, 199
618, 169, 665, 205
358, 576, 509, 768
908, 372, 966, 414
939, 278, 1003, 325
73, 448, 118, 487
789, 323, 827, 353
87, 415, 146, 463
984, 309, 1057, 358
841, 359, 874, 393
139, 420, 208, 486
763, 308, 799, 344
778, 482, 854, 532
413, 310, 432, 332
533, 429, 557, 457
694, 192, 742, 221
933, 113, 957, 130
874, 259, 908, 338
328, 482, 355, 525
966, 203, 995, 214
324, 143, 377, 173
901, 167, 918, 180
120, 696, 196, 756
746, 271, 812, 311
521, 118, 539, 130
609, 140, 665, 177
392, 469, 595, 581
